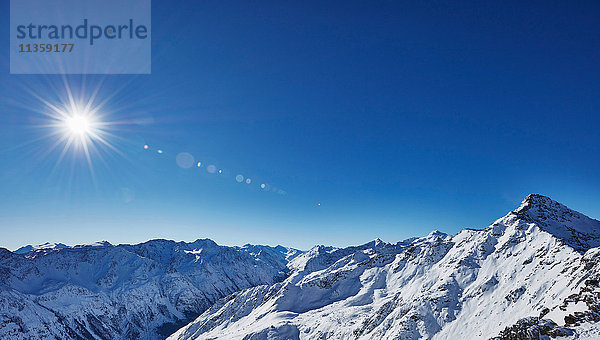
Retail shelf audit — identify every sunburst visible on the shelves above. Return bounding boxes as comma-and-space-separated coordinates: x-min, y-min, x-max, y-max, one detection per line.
29, 80, 124, 178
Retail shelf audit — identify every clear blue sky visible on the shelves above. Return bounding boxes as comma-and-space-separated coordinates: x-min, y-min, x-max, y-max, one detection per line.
1, 0, 599, 250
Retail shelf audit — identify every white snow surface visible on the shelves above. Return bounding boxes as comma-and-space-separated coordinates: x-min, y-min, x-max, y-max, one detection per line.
0, 239, 302, 339
169, 194, 600, 340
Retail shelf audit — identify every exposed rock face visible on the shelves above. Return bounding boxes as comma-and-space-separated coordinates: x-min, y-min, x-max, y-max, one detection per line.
0, 239, 301, 339
169, 195, 600, 340
492, 317, 573, 340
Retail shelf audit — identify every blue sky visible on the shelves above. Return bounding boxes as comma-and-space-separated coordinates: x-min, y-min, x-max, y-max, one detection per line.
1, 0, 599, 250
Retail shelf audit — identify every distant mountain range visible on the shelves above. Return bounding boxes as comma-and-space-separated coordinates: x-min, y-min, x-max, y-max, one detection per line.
2, 194, 600, 339
0, 239, 301, 339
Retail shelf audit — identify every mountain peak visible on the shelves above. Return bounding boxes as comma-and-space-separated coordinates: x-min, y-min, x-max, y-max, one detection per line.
517, 193, 559, 211
514, 194, 582, 223
511, 194, 600, 251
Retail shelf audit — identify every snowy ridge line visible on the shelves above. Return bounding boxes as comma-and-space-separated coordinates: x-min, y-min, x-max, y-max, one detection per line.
169, 194, 600, 340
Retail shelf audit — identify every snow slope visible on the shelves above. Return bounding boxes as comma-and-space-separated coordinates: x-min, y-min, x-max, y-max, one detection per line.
0, 239, 301, 339
170, 194, 600, 339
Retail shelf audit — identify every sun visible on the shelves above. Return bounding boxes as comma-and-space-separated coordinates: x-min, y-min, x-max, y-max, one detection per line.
58, 106, 102, 147
39, 97, 119, 172
65, 115, 92, 136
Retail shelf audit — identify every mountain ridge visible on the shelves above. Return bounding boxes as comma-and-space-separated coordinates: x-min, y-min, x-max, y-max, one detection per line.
169, 194, 600, 340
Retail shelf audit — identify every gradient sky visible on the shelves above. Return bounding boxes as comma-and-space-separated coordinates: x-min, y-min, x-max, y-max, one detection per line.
1, 0, 599, 251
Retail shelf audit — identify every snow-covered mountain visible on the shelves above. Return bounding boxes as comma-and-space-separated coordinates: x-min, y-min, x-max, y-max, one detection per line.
14, 242, 69, 254
170, 194, 600, 339
3, 194, 599, 340
0, 239, 301, 339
